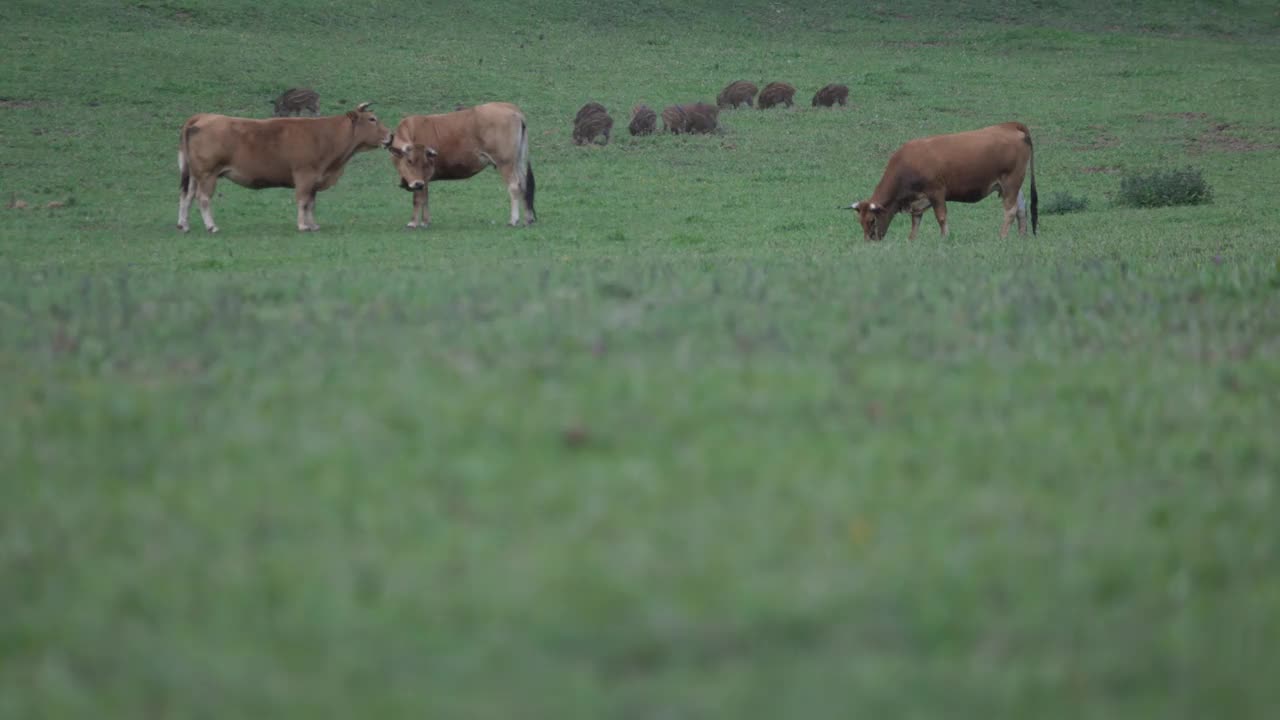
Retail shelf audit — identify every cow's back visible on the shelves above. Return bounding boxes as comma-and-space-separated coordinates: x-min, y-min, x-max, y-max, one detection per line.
184, 114, 348, 187
888, 123, 1031, 200
396, 103, 525, 180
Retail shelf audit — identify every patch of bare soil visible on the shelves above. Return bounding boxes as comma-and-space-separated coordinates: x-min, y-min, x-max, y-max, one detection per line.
1189, 122, 1278, 154
1140, 111, 1209, 122
1074, 125, 1119, 151
0, 98, 40, 109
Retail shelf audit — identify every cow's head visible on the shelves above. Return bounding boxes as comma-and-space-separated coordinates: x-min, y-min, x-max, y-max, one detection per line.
347, 102, 393, 149
851, 200, 891, 241
388, 142, 439, 191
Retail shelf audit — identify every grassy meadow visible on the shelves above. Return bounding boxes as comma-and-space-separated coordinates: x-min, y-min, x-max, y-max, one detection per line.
3, 0, 1280, 716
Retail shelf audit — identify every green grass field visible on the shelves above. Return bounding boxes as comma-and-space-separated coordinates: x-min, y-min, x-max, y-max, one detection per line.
3, 1, 1280, 716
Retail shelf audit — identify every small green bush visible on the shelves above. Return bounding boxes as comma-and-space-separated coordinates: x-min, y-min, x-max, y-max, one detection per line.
1040, 191, 1089, 215
1118, 166, 1213, 208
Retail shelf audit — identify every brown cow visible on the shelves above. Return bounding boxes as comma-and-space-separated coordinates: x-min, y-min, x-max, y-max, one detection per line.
177, 102, 391, 233
848, 122, 1038, 241
387, 102, 535, 229
629, 104, 656, 136
757, 82, 796, 109
811, 84, 849, 107
716, 81, 758, 109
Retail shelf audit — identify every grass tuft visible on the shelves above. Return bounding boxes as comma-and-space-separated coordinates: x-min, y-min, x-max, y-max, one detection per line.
1040, 191, 1090, 215
1117, 166, 1213, 208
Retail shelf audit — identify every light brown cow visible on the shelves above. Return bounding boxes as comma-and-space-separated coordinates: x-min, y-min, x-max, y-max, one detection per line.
387, 102, 535, 229
177, 103, 391, 233
848, 122, 1038, 241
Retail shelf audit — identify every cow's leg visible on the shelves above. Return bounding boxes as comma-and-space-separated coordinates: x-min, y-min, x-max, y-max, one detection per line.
178, 175, 196, 233
501, 165, 522, 226
195, 176, 219, 233
1015, 189, 1028, 235
294, 182, 320, 231
305, 188, 320, 231
932, 199, 949, 238
408, 188, 429, 229
908, 212, 923, 240
295, 187, 311, 231
1000, 191, 1019, 238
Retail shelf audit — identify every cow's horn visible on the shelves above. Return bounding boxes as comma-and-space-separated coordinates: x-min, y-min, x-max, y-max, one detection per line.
426, 147, 439, 157
868, 202, 880, 211
356, 102, 372, 111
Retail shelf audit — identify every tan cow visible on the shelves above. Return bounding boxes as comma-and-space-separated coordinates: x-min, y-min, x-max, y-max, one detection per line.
848, 122, 1038, 241
177, 103, 391, 233
387, 102, 535, 228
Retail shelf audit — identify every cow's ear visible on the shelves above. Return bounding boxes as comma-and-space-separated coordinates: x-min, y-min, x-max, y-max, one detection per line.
388, 144, 404, 158
346, 111, 358, 123
851, 201, 866, 212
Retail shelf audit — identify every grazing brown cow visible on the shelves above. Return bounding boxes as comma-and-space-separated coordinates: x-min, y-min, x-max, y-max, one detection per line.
661, 105, 687, 134
811, 84, 849, 107
716, 81, 759, 109
573, 104, 613, 145
387, 102, 536, 228
272, 87, 320, 117
757, 82, 796, 109
848, 122, 1038, 241
628, 104, 656, 136
177, 103, 391, 233
683, 102, 719, 134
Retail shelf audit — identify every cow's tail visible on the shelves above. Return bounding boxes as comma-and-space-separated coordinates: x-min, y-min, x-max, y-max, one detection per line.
178, 123, 191, 195
1021, 123, 1038, 235
1029, 137, 1038, 236
517, 116, 536, 222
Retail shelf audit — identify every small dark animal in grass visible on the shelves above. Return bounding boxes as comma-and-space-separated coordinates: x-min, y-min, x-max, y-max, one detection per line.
716, 80, 758, 109
757, 82, 796, 109
271, 87, 320, 117
682, 102, 719, 134
574, 102, 607, 124
573, 106, 613, 146
812, 83, 849, 107
629, 104, 656, 136
661, 105, 688, 134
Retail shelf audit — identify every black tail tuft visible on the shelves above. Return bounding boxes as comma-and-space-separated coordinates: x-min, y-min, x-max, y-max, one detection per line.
1030, 176, 1038, 235
525, 164, 536, 221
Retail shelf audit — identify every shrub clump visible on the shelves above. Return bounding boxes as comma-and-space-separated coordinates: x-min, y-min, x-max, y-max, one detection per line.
1118, 166, 1213, 208
1040, 191, 1089, 215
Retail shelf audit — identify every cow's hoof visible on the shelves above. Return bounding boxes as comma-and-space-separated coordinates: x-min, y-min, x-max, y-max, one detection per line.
206, 226, 219, 234
177, 224, 189, 233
